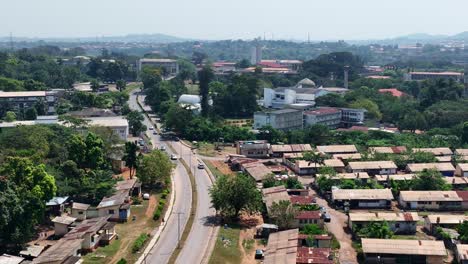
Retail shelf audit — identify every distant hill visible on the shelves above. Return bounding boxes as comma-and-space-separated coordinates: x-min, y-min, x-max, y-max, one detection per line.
0, 33, 190, 43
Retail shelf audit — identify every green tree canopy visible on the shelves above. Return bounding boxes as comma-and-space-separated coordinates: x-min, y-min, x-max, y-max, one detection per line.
137, 150, 173, 186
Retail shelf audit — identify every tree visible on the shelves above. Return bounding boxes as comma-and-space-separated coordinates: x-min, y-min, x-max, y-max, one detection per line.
458, 221, 468, 243
123, 142, 139, 178
163, 104, 194, 134
236, 59, 251, 69
411, 169, 451, 190
210, 174, 262, 218
350, 98, 382, 120
269, 200, 298, 230
24, 107, 37, 120
4, 111, 16, 122
301, 224, 326, 235
67, 133, 106, 170
302, 151, 325, 172
137, 150, 173, 186
356, 221, 393, 239
126, 110, 147, 136
91, 79, 100, 92
198, 66, 214, 117
399, 111, 427, 132
116, 79, 127, 91
462, 121, 468, 144
316, 175, 334, 194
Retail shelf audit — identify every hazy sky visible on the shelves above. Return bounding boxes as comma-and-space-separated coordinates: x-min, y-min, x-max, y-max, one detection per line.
2, 0, 468, 40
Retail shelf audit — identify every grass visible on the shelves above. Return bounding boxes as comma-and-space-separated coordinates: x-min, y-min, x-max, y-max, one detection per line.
204, 160, 226, 179
208, 224, 242, 264
197, 142, 217, 157
242, 238, 255, 251
123, 82, 141, 94
82, 240, 121, 264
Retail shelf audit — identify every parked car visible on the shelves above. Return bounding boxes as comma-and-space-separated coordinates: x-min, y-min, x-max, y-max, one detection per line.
160, 146, 166, 151
149, 126, 154, 130
255, 249, 264, 259
143, 193, 150, 200
170, 154, 178, 160
323, 213, 331, 223
197, 163, 205, 169
173, 137, 180, 141
153, 131, 157, 135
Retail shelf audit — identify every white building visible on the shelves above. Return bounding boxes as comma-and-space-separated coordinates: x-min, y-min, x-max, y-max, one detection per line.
304, 107, 342, 128
137, 58, 179, 75
0, 90, 58, 115
253, 109, 303, 131
340, 108, 366, 126
263, 87, 316, 109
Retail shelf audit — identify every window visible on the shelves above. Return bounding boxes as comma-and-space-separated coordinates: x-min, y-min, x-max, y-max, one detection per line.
395, 223, 400, 228
78, 211, 83, 215
91, 236, 95, 243
109, 209, 115, 214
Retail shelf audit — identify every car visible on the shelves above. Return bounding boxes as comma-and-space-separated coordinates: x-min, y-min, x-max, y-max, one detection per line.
170, 154, 178, 160
149, 127, 154, 130
153, 131, 157, 135
197, 163, 205, 169
160, 146, 166, 151
255, 249, 264, 259
173, 137, 180, 142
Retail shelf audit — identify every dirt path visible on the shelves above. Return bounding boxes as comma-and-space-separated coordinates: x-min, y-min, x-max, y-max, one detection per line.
310, 189, 358, 264
239, 229, 260, 264
145, 195, 157, 218
209, 160, 234, 175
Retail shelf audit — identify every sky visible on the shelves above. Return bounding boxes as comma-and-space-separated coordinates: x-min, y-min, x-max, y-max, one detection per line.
2, 0, 468, 41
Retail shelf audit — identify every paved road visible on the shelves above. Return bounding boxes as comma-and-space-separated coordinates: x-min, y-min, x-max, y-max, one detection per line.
129, 90, 217, 264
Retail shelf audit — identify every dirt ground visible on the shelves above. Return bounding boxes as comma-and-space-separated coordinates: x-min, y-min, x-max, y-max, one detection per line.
145, 195, 157, 218
238, 213, 264, 264
209, 160, 234, 175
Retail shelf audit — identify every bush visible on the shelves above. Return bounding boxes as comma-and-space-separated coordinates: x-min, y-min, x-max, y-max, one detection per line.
159, 199, 166, 205
153, 208, 162, 220
132, 196, 142, 205
117, 259, 127, 264
158, 204, 164, 211
161, 189, 170, 199
132, 233, 149, 253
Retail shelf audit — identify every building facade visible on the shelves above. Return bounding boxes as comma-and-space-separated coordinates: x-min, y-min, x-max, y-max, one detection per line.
253, 109, 303, 131
0, 91, 58, 115
304, 107, 342, 129
137, 58, 179, 75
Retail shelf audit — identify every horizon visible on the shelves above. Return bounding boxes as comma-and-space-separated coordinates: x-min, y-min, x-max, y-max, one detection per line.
2, 0, 468, 41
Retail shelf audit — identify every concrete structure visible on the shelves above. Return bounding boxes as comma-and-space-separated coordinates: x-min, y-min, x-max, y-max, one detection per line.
399, 191, 463, 210
456, 244, 468, 264
455, 149, 468, 162
361, 238, 446, 264
97, 191, 131, 221
270, 144, 313, 157
284, 158, 345, 175
444, 177, 468, 189
407, 71, 464, 82
347, 161, 397, 176
304, 107, 341, 129
263, 87, 316, 109
52, 216, 76, 237
32, 239, 82, 264
236, 140, 271, 158
349, 212, 419, 234
374, 174, 416, 183
413, 147, 453, 157
340, 108, 366, 127
63, 216, 115, 251
294, 211, 324, 229
137, 58, 179, 75
0, 90, 58, 115
407, 163, 456, 176
71, 202, 91, 221
250, 44, 262, 65
456, 163, 468, 177
331, 189, 394, 209
253, 109, 303, 131
369, 146, 407, 154
46, 196, 69, 216
316, 145, 358, 155
260, 60, 303, 71
0, 254, 24, 264
80, 116, 129, 140
424, 214, 468, 233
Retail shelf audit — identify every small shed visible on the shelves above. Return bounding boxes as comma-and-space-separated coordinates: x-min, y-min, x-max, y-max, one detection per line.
71, 202, 91, 221
52, 215, 76, 237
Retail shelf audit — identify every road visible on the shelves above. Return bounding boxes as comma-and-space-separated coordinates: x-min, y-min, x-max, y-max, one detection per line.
129, 90, 217, 264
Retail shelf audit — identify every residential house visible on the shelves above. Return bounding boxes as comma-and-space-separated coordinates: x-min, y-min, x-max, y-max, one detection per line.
71, 202, 91, 221
369, 146, 407, 154
303, 107, 342, 129
0, 254, 24, 264
294, 211, 324, 229
457, 191, 468, 210
455, 149, 468, 162
116, 178, 141, 197
296, 247, 333, 264
332, 153, 362, 160
424, 214, 468, 233
137, 58, 179, 75
456, 244, 468, 264
331, 189, 394, 209
444, 177, 468, 189
413, 147, 453, 157
262, 186, 290, 215
96, 191, 131, 222
253, 109, 303, 131
316, 145, 358, 155
361, 238, 447, 264
52, 216, 76, 237
374, 174, 416, 186
270, 144, 313, 157
407, 163, 456, 176
284, 158, 345, 175
399, 191, 462, 210
456, 163, 468, 177
349, 212, 419, 234
236, 140, 271, 158
243, 162, 273, 182
78, 116, 129, 140
347, 161, 397, 176
63, 216, 116, 251
20, 245, 45, 260
315, 172, 371, 186
46, 196, 69, 216
31, 239, 83, 264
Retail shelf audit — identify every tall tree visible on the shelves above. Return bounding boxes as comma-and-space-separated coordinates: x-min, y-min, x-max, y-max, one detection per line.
137, 150, 173, 186
303, 151, 325, 170
269, 200, 298, 230
123, 142, 139, 178
411, 169, 451, 191
198, 65, 214, 117
126, 110, 147, 136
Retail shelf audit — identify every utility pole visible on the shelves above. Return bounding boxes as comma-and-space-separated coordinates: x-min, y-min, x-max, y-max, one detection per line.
174, 212, 184, 248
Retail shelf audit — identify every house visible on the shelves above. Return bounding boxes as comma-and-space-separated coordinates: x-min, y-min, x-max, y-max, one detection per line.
71, 202, 91, 221
97, 191, 131, 222
331, 189, 394, 209
369, 146, 407, 154
332, 153, 362, 160
243, 162, 273, 182
456, 244, 468, 264
407, 163, 456, 176
444, 177, 468, 189
0, 90, 58, 115
294, 211, 324, 228
296, 247, 333, 264
263, 86, 316, 109
46, 196, 69, 216
289, 195, 315, 206
413, 147, 453, 157
284, 158, 345, 175
79, 116, 129, 140
347, 161, 397, 176
315, 172, 370, 186
116, 178, 141, 197
253, 109, 303, 131
297, 234, 332, 248
456, 163, 468, 177
68, 107, 117, 118
20, 245, 46, 260
455, 149, 468, 162
236, 140, 271, 158
262, 186, 290, 214
137, 58, 179, 75
399, 191, 462, 210
374, 174, 416, 186
457, 191, 468, 210
0, 254, 24, 264
303, 107, 342, 129
424, 214, 468, 233
52, 216, 76, 237
316, 145, 358, 155
270, 144, 313, 157
31, 239, 83, 264
349, 212, 419, 234
406, 71, 464, 82
361, 238, 447, 264
63, 216, 116, 251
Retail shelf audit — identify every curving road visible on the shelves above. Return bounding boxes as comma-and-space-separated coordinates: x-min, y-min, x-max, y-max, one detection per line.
129, 90, 217, 264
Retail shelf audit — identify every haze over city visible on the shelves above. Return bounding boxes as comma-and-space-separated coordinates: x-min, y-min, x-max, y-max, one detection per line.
2, 0, 468, 40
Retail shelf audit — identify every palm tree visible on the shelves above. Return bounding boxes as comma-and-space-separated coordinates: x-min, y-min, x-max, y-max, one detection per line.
303, 151, 325, 173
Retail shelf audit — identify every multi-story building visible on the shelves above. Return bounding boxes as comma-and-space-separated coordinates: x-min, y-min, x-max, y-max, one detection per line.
236, 140, 271, 158
253, 108, 303, 131
0, 91, 58, 115
340, 108, 366, 127
137, 58, 179, 75
263, 87, 316, 109
304, 107, 342, 129
406, 71, 464, 82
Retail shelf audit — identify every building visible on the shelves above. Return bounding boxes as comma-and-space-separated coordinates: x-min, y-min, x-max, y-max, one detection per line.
0, 254, 24, 264
46, 196, 69, 216
369, 146, 407, 154
304, 107, 342, 129
63, 216, 116, 251
250, 44, 262, 65
52, 216, 76, 237
374, 174, 416, 183
424, 214, 468, 233
263, 87, 316, 109
340, 108, 366, 127
20, 245, 45, 260
137, 58, 179, 75
262, 186, 290, 214
406, 71, 464, 82
0, 91, 58, 115
243, 162, 273, 182
455, 149, 468, 161
316, 145, 358, 155
253, 109, 303, 131
97, 191, 131, 222
361, 238, 447, 264
71, 202, 91, 221
456, 244, 468, 264
212, 62, 237, 74
349, 212, 419, 234
444, 177, 468, 189
236, 140, 271, 158
32, 238, 83, 264
399, 191, 463, 210
406, 163, 456, 176
456, 163, 468, 177
332, 153, 362, 160
270, 144, 313, 157
80, 116, 129, 140
295, 211, 324, 229
284, 158, 345, 175
413, 147, 453, 157
347, 161, 397, 176
331, 189, 394, 209
260, 60, 303, 71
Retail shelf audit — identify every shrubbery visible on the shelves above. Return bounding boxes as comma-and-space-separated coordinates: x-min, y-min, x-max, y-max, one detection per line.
132, 233, 149, 253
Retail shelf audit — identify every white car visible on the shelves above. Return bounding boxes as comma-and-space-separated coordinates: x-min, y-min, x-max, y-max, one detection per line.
149, 126, 154, 130
170, 154, 178, 160
160, 146, 166, 151
197, 163, 205, 169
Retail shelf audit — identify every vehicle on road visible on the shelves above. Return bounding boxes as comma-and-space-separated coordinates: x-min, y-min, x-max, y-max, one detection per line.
153, 131, 157, 135
255, 249, 264, 259
174, 137, 180, 141
160, 146, 166, 151
143, 193, 150, 200
170, 154, 178, 160
149, 126, 154, 130
197, 163, 205, 169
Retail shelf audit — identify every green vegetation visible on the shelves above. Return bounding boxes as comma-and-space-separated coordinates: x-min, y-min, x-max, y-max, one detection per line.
269, 200, 298, 230
131, 233, 150, 253
137, 150, 173, 187
208, 224, 242, 264
301, 224, 326, 235
354, 221, 394, 239
458, 221, 468, 243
